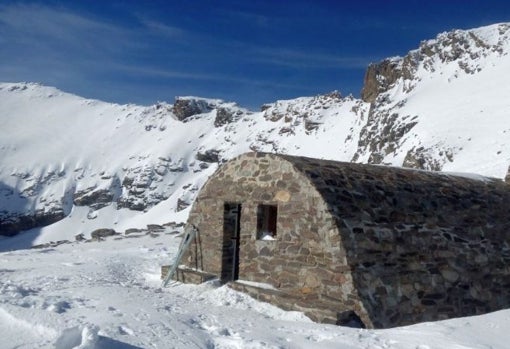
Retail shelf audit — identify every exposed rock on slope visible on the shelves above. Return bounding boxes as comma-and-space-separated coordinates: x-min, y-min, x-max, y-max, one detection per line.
172, 97, 214, 121
361, 23, 510, 103
354, 23, 510, 172
361, 58, 415, 103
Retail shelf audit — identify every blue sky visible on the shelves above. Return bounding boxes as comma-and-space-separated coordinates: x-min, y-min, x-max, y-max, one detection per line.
1, 1, 510, 109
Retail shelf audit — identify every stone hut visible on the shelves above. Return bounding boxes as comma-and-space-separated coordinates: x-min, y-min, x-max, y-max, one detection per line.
169, 152, 510, 329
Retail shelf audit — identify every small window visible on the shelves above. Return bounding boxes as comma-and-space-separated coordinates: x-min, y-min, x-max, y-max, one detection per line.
257, 204, 278, 240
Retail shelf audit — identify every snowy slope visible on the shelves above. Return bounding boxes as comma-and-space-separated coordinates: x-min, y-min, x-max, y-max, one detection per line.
356, 23, 510, 176
1, 232, 509, 349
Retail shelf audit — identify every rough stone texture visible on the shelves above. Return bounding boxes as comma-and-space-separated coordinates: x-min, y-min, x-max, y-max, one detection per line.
228, 281, 357, 325
147, 224, 165, 232
173, 152, 510, 329
402, 146, 446, 171
73, 187, 114, 210
172, 98, 213, 121
361, 59, 416, 103
90, 228, 118, 240
360, 26, 510, 104
352, 110, 420, 167
196, 149, 220, 163
506, 166, 510, 184
214, 107, 235, 127
176, 198, 190, 212
0, 209, 64, 237
356, 27, 510, 168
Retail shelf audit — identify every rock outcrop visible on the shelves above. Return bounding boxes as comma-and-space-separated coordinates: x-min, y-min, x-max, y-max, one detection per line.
172, 97, 214, 121
361, 23, 510, 103
361, 58, 416, 103
355, 23, 510, 169
0, 210, 64, 236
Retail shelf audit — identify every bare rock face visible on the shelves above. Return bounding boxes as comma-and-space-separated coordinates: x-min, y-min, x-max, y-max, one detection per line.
263, 91, 343, 122
90, 228, 118, 240
176, 198, 190, 212
172, 97, 214, 121
73, 188, 114, 210
214, 107, 234, 127
361, 24, 510, 103
361, 60, 400, 103
196, 149, 220, 163
0, 209, 65, 237
352, 110, 419, 166
356, 24, 510, 169
361, 58, 417, 103
402, 147, 445, 171
505, 166, 510, 184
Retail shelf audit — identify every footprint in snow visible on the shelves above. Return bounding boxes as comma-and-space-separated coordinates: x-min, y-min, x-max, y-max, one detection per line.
45, 300, 71, 314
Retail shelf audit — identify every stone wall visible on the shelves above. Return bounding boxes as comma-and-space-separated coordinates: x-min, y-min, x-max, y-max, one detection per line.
184, 152, 371, 326
283, 155, 510, 328
179, 152, 510, 329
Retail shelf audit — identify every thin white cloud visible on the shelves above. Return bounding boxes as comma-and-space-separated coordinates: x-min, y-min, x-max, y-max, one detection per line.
139, 18, 186, 38
250, 47, 372, 69
110, 64, 306, 90
217, 8, 272, 28
0, 4, 123, 43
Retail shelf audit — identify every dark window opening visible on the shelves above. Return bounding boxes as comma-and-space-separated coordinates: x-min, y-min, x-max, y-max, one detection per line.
257, 204, 278, 240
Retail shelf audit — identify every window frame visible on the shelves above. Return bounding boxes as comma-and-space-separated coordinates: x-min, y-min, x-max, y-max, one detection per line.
256, 203, 278, 240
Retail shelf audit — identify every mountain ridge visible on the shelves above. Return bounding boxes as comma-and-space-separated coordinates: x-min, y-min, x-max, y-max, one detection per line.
1, 22, 510, 240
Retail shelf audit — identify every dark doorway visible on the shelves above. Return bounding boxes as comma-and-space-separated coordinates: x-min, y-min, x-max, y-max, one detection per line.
221, 202, 241, 282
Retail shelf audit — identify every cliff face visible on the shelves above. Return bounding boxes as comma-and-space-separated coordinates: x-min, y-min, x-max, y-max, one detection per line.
361, 23, 510, 104
361, 57, 416, 103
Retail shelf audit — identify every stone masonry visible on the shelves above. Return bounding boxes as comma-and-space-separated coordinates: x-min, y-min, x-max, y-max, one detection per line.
171, 152, 510, 329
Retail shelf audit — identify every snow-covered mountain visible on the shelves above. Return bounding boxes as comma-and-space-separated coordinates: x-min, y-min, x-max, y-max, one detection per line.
358, 22, 510, 174
1, 22, 510, 241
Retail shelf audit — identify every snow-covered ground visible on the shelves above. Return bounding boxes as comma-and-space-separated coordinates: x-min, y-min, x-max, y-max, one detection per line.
1, 231, 509, 349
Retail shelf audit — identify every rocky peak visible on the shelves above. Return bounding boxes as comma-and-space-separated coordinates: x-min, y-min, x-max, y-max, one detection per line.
261, 91, 345, 122
361, 23, 510, 103
171, 96, 249, 126
355, 23, 510, 169
172, 97, 216, 121
361, 57, 415, 103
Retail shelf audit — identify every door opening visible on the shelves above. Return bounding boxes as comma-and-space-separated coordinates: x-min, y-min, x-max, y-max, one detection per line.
221, 202, 241, 282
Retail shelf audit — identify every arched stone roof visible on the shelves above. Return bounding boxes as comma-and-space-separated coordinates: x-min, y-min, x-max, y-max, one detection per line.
275, 153, 510, 326
178, 152, 510, 328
